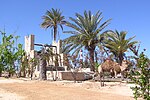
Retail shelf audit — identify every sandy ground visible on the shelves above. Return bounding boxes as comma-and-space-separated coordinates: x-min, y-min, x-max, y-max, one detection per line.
0, 77, 135, 100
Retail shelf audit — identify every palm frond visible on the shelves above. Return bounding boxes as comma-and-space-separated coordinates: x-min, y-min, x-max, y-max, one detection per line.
41, 8, 66, 41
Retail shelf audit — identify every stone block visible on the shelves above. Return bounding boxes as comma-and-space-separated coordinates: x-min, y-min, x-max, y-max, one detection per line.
61, 72, 86, 81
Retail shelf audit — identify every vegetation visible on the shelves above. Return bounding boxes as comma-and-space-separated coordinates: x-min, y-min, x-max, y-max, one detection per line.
0, 31, 25, 77
63, 10, 111, 71
1, 10, 150, 100
102, 30, 138, 65
38, 49, 47, 80
34, 44, 62, 80
20, 54, 28, 77
129, 51, 150, 100
41, 8, 66, 42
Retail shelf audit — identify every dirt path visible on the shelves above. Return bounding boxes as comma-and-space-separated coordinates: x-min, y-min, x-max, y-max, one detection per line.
0, 78, 134, 100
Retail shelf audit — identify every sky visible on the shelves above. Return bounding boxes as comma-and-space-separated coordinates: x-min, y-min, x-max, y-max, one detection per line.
0, 0, 150, 57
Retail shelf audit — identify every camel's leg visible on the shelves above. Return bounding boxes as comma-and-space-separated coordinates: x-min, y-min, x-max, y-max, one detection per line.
121, 71, 124, 81
114, 71, 117, 78
99, 72, 103, 87
110, 69, 115, 78
99, 72, 104, 87
99, 73, 101, 86
102, 73, 104, 86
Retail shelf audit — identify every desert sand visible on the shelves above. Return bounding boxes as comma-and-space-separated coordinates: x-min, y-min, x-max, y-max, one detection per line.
0, 77, 135, 100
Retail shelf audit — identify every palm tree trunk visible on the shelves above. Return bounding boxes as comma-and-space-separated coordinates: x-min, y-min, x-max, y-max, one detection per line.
39, 57, 47, 80
0, 71, 2, 77
95, 51, 98, 63
118, 54, 123, 66
89, 48, 95, 72
23, 69, 26, 77
30, 65, 33, 80
54, 55, 59, 81
54, 26, 57, 42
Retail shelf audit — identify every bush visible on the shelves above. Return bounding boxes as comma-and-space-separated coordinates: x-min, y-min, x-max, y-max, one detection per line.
0, 31, 25, 77
129, 52, 150, 100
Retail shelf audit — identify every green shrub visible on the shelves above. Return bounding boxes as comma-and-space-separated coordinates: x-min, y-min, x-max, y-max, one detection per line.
0, 31, 25, 77
129, 52, 150, 100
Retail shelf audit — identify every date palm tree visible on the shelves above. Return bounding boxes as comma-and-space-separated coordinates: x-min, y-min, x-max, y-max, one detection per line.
37, 48, 47, 80
102, 30, 138, 65
41, 8, 66, 42
63, 10, 111, 71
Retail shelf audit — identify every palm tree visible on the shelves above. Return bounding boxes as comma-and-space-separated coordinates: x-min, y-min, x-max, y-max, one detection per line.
63, 10, 111, 71
41, 8, 66, 42
38, 49, 47, 80
35, 44, 60, 80
102, 30, 138, 65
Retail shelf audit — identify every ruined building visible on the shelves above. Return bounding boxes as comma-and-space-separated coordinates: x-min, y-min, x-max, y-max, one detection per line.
24, 34, 65, 79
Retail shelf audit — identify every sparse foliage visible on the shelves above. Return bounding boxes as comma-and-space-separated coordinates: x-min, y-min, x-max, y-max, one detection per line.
129, 51, 150, 100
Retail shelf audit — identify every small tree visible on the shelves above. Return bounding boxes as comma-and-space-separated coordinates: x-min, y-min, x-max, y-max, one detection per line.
0, 31, 25, 77
28, 58, 38, 80
129, 51, 150, 100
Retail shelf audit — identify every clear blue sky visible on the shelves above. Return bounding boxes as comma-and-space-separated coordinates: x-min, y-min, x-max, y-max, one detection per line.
0, 0, 150, 57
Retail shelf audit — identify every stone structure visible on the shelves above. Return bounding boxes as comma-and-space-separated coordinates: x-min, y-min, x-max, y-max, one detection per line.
24, 35, 92, 81
25, 34, 35, 58
24, 34, 65, 79
47, 40, 64, 67
24, 34, 64, 67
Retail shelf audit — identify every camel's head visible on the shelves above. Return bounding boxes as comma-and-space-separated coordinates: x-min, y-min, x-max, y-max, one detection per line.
120, 60, 130, 71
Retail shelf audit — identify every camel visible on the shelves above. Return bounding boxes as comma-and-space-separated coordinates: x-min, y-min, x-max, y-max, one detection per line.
97, 59, 129, 86
98, 59, 129, 79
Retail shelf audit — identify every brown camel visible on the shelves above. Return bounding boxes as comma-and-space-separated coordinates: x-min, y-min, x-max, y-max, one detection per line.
98, 59, 129, 78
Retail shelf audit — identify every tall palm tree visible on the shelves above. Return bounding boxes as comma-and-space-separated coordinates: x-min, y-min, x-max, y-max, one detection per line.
41, 8, 66, 42
102, 30, 138, 65
38, 49, 47, 80
63, 10, 111, 71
